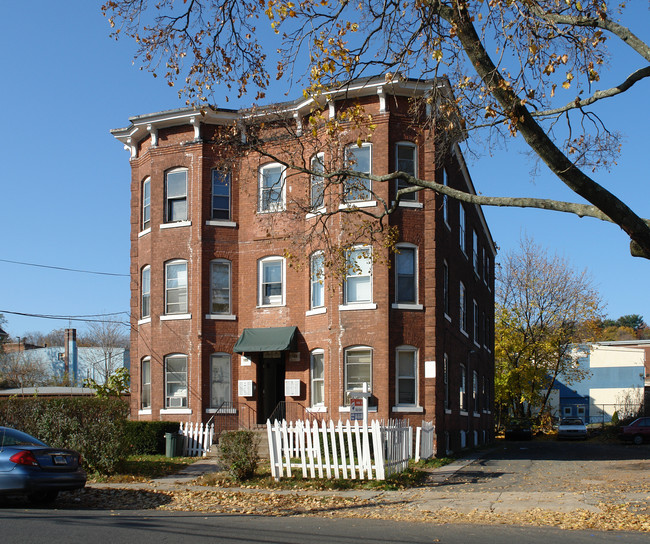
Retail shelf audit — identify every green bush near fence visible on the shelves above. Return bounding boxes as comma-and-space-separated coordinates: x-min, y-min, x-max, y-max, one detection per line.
218, 430, 260, 481
123, 420, 181, 455
0, 396, 130, 474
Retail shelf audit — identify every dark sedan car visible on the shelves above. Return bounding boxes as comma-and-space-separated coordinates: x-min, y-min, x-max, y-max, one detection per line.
0, 427, 86, 503
504, 418, 533, 440
620, 417, 650, 445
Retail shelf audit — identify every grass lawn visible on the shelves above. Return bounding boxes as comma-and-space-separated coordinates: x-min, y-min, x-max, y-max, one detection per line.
88, 455, 199, 483
196, 456, 455, 491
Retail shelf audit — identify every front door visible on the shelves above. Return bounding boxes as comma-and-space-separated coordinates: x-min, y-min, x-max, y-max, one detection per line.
258, 351, 285, 423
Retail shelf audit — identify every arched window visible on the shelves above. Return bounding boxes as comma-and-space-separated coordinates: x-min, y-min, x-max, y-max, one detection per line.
258, 256, 285, 306
141, 265, 151, 319
165, 260, 188, 314
141, 356, 151, 409
142, 177, 151, 230
165, 354, 187, 408
344, 143, 372, 202
259, 163, 285, 212
310, 350, 325, 407
344, 246, 372, 304
344, 346, 372, 405
165, 168, 188, 222
310, 252, 324, 309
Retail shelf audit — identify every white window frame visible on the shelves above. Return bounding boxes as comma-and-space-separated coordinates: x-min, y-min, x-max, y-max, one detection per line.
165, 354, 188, 408
459, 282, 467, 334
211, 169, 231, 220
258, 163, 286, 212
210, 353, 232, 409
258, 256, 285, 307
473, 300, 480, 346
141, 357, 151, 410
142, 177, 151, 231
443, 354, 450, 412
395, 142, 417, 202
310, 349, 325, 408
210, 259, 232, 316
310, 153, 325, 211
165, 260, 188, 315
344, 246, 373, 305
344, 143, 372, 202
442, 168, 449, 227
394, 243, 419, 307
343, 346, 372, 405
165, 168, 188, 223
395, 346, 418, 408
141, 265, 151, 319
459, 203, 466, 254
460, 364, 467, 412
310, 252, 325, 310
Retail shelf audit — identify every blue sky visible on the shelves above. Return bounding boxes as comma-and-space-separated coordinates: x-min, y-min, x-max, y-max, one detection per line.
0, 2, 648, 338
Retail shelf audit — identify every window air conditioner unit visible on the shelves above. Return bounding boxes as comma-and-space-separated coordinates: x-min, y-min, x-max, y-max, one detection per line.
169, 397, 184, 408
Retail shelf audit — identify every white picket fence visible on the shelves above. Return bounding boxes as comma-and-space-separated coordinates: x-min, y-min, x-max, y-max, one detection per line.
266, 419, 412, 481
415, 421, 435, 461
179, 421, 214, 457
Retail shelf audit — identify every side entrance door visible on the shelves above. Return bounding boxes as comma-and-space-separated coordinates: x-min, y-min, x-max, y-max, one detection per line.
258, 351, 285, 423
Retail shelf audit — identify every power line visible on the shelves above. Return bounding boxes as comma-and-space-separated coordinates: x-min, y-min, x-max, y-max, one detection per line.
0, 309, 129, 324
0, 258, 129, 277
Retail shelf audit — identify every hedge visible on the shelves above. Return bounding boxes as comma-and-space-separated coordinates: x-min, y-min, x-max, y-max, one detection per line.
0, 397, 130, 474
123, 420, 181, 455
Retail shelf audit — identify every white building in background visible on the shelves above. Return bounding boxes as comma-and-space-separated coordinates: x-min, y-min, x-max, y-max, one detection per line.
549, 343, 646, 423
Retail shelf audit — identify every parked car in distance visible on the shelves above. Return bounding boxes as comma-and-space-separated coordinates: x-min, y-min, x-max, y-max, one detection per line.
0, 427, 86, 503
557, 418, 588, 440
504, 418, 533, 440
619, 417, 650, 445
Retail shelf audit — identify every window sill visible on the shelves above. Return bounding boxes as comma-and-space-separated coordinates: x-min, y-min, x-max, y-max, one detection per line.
445, 409, 452, 414
339, 303, 377, 311
391, 303, 424, 310
392, 406, 424, 413
138, 409, 152, 415
339, 201, 377, 209
307, 406, 327, 413
138, 228, 151, 238
205, 314, 237, 321
257, 207, 286, 214
460, 329, 469, 338
306, 207, 327, 219
306, 307, 326, 316
473, 412, 481, 418
460, 410, 469, 416
445, 313, 452, 323
206, 219, 237, 228
160, 313, 192, 321
160, 408, 192, 415
138, 317, 151, 325
205, 408, 236, 414
338, 406, 378, 413
256, 304, 285, 309
474, 340, 481, 348
392, 200, 423, 209
160, 221, 191, 229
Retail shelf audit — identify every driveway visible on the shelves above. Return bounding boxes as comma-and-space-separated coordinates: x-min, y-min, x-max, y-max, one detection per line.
445, 438, 650, 496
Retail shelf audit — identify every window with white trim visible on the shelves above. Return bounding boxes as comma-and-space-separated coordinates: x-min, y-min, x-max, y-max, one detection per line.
310, 252, 324, 309
165, 168, 188, 223
141, 265, 150, 319
443, 354, 449, 410
310, 153, 325, 209
211, 170, 231, 220
142, 177, 151, 230
141, 357, 151, 409
395, 244, 417, 304
472, 370, 478, 413
395, 142, 417, 201
442, 168, 449, 226
258, 256, 284, 306
459, 204, 466, 253
165, 354, 188, 408
344, 347, 372, 405
396, 346, 418, 406
259, 163, 285, 212
344, 143, 371, 202
345, 246, 372, 304
310, 350, 325, 407
210, 353, 231, 408
443, 260, 449, 317
460, 364, 467, 411
165, 260, 188, 314
459, 282, 467, 333
210, 259, 231, 314
473, 300, 480, 345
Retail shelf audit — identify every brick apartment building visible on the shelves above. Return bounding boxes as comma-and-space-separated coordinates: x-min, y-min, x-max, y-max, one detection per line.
112, 76, 496, 453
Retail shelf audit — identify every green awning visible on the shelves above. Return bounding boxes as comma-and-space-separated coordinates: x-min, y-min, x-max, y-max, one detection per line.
233, 326, 298, 353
